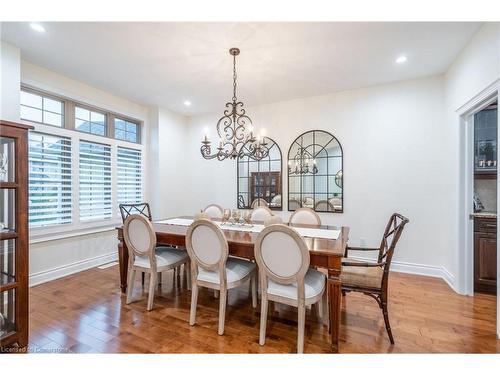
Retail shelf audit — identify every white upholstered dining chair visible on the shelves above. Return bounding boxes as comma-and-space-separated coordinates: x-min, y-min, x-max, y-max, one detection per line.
251, 206, 273, 222
186, 219, 257, 335
254, 224, 327, 353
203, 204, 224, 219
264, 215, 283, 226
289, 207, 322, 226
251, 198, 269, 208
124, 214, 191, 311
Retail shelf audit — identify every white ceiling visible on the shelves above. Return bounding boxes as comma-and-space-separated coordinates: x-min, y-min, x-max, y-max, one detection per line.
1, 22, 481, 116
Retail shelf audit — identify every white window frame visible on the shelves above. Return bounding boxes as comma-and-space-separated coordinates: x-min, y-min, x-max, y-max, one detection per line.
23, 100, 145, 242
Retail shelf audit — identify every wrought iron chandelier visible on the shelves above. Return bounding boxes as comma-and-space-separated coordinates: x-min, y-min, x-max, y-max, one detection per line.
200, 48, 268, 161
288, 147, 319, 175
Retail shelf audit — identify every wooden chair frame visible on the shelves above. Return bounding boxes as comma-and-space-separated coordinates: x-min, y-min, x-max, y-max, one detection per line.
251, 198, 269, 208
203, 204, 224, 219
124, 214, 190, 311
342, 213, 409, 344
254, 224, 327, 353
186, 219, 257, 335
289, 207, 322, 226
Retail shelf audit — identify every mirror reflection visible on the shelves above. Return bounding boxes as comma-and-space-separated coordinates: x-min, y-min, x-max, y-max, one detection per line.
288, 130, 343, 212
237, 137, 282, 210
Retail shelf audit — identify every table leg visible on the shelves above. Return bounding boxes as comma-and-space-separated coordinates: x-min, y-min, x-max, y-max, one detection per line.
328, 270, 341, 353
118, 240, 129, 294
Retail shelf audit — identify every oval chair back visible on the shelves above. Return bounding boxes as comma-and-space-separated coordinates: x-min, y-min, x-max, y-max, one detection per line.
289, 207, 321, 226
254, 224, 310, 298
314, 200, 334, 212
251, 206, 273, 222
203, 204, 224, 219
288, 198, 301, 211
123, 214, 157, 268
186, 219, 229, 276
251, 198, 268, 208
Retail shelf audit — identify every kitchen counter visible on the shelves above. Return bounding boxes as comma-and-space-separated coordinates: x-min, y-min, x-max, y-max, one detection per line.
470, 211, 498, 219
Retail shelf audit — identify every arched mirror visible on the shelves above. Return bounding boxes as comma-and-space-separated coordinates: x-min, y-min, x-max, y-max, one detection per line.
237, 137, 282, 210
288, 130, 343, 213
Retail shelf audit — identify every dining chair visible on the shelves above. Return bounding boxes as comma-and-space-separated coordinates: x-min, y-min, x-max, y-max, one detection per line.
203, 204, 224, 219
251, 198, 269, 208
314, 200, 334, 212
186, 219, 257, 335
288, 198, 302, 211
289, 207, 321, 226
342, 213, 409, 344
251, 206, 273, 222
119, 202, 164, 285
254, 224, 327, 353
328, 197, 342, 211
123, 214, 191, 311
264, 215, 283, 226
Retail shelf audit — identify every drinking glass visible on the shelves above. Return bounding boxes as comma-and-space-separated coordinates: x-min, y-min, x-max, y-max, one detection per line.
244, 210, 253, 227
232, 209, 241, 225
222, 209, 231, 225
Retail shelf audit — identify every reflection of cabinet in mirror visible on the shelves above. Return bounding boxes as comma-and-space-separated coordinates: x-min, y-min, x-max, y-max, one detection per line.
0, 120, 33, 350
237, 137, 282, 210
288, 130, 343, 213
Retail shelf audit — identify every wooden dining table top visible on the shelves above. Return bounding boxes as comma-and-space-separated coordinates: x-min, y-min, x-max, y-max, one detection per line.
117, 215, 349, 257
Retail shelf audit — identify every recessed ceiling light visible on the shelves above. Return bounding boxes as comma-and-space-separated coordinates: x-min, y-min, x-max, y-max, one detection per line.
30, 23, 45, 33
395, 55, 407, 64
183, 100, 191, 106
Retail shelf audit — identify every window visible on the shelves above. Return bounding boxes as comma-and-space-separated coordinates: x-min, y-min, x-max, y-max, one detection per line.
79, 141, 112, 221
21, 89, 64, 127
28, 133, 72, 227
115, 118, 139, 143
117, 147, 143, 207
75, 106, 107, 136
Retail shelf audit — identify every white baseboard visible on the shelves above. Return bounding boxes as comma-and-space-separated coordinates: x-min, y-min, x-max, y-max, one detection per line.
350, 256, 458, 293
29, 252, 118, 287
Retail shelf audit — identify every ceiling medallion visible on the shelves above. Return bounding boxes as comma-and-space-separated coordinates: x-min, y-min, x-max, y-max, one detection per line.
200, 48, 268, 161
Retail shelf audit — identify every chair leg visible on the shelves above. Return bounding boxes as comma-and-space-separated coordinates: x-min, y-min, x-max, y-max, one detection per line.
186, 262, 191, 291
146, 272, 157, 311
189, 283, 198, 326
297, 302, 306, 354
251, 275, 257, 309
317, 298, 323, 321
214, 289, 219, 298
158, 272, 162, 287
141, 272, 145, 286
126, 269, 136, 304
259, 294, 268, 346
218, 289, 227, 336
382, 301, 395, 344
321, 290, 329, 328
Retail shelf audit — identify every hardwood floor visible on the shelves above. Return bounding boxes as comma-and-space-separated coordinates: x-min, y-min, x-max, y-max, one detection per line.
27, 265, 499, 353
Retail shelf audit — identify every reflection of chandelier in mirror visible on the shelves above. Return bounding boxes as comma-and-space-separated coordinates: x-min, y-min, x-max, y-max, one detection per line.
288, 147, 319, 175
200, 48, 268, 161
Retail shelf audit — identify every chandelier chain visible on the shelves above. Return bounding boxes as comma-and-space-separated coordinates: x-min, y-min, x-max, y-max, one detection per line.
232, 54, 237, 102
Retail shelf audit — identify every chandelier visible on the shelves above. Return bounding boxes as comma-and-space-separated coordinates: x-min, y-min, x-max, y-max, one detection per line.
200, 48, 268, 161
288, 146, 319, 175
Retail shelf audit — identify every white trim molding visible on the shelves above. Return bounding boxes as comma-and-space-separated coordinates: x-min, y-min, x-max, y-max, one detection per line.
350, 256, 457, 292
29, 251, 118, 287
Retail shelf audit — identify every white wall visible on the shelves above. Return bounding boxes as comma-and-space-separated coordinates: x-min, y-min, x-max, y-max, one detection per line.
186, 76, 451, 277
443, 23, 500, 337
0, 41, 21, 122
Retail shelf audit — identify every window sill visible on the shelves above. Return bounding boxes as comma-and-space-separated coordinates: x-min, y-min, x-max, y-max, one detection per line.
30, 222, 121, 244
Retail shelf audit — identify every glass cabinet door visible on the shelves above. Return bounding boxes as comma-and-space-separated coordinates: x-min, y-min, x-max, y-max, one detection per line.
474, 105, 498, 172
0, 137, 15, 183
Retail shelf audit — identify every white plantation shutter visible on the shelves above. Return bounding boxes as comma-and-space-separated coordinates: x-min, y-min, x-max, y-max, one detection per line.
117, 147, 142, 209
79, 140, 112, 221
28, 133, 72, 227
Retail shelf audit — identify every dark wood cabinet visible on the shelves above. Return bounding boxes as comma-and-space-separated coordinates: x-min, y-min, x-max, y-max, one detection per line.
0, 120, 33, 349
474, 217, 497, 294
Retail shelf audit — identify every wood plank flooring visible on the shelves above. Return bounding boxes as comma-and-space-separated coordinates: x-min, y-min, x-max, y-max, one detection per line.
26, 265, 499, 353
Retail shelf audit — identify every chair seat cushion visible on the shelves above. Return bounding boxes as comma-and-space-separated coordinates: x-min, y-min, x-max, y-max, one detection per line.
267, 268, 326, 300
197, 258, 256, 285
341, 258, 383, 289
134, 246, 189, 268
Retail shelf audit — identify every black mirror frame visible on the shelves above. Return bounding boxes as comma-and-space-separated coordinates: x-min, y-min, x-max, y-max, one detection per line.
287, 130, 344, 213
236, 136, 283, 210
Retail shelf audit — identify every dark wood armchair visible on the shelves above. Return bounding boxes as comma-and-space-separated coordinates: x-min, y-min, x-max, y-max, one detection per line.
341, 213, 409, 344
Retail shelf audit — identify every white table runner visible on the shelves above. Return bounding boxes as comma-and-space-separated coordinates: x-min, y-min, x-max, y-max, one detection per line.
156, 218, 340, 240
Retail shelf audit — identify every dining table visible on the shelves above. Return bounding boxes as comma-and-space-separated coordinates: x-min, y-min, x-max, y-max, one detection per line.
115, 216, 349, 353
